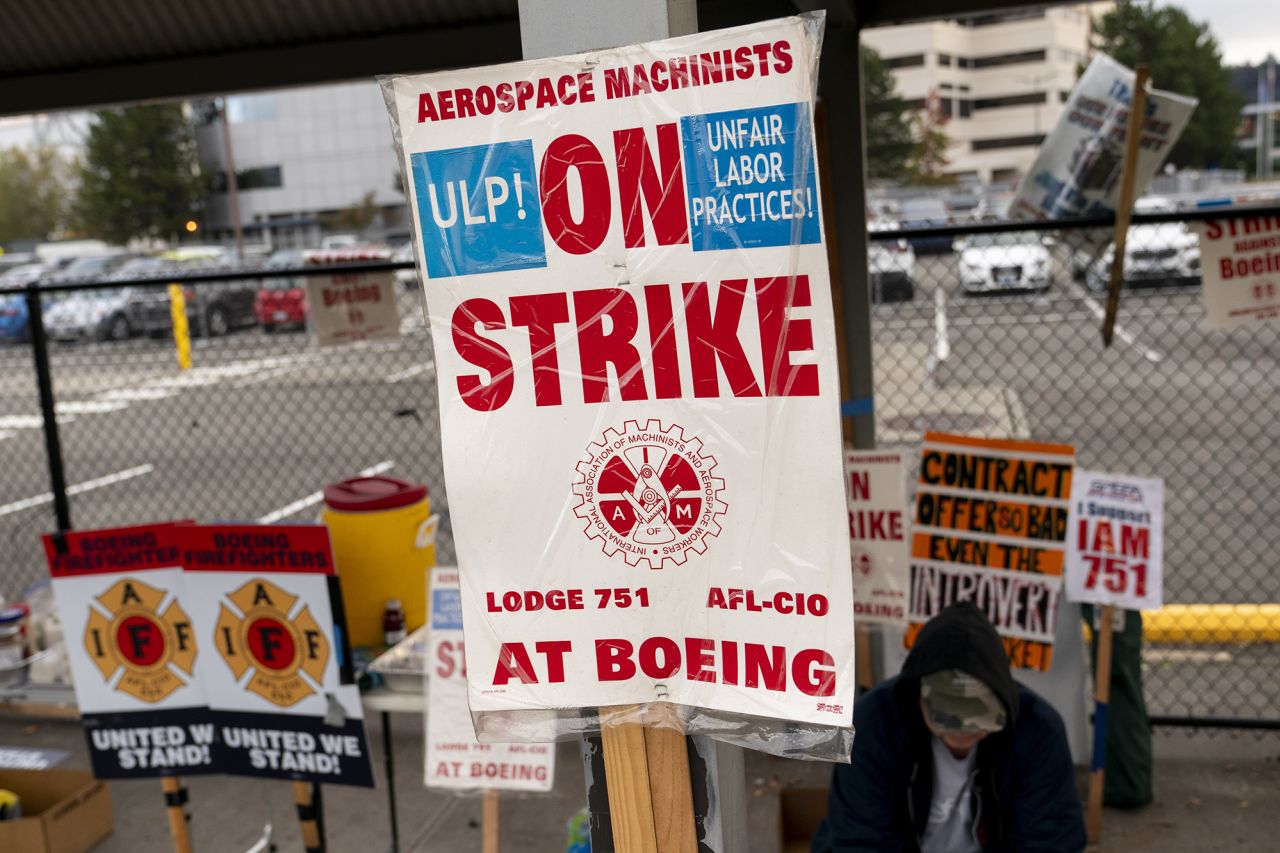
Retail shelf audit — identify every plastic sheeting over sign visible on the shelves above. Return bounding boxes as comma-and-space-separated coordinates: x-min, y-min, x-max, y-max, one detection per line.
382, 13, 854, 759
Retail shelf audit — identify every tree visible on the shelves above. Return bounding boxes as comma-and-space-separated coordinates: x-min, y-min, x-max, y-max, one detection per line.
1092, 1, 1243, 169
322, 191, 383, 234
862, 46, 917, 184
75, 104, 208, 244
907, 94, 954, 185
0, 146, 71, 242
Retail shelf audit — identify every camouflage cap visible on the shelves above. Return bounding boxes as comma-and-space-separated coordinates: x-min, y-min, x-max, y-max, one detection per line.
920, 669, 1007, 734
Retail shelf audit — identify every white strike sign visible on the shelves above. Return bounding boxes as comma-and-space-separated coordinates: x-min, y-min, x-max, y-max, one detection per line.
1190, 217, 1280, 328
426, 568, 554, 792
308, 271, 400, 346
387, 15, 854, 735
1065, 471, 1163, 611
846, 450, 909, 625
1010, 53, 1196, 221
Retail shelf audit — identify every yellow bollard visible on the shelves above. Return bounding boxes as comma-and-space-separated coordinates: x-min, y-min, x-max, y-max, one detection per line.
168, 284, 191, 371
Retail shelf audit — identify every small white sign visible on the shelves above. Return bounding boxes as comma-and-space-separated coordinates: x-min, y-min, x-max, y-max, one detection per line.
1065, 471, 1164, 611
425, 568, 554, 792
1190, 217, 1280, 328
308, 271, 400, 346
846, 450, 909, 625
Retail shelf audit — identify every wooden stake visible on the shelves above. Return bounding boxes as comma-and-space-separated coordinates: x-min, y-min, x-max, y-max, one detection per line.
293, 781, 324, 853
161, 776, 193, 853
599, 705, 697, 852
1086, 603, 1117, 843
1101, 65, 1151, 346
483, 789, 500, 853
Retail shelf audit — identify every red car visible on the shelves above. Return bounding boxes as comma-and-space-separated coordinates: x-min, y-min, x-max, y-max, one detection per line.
255, 249, 308, 332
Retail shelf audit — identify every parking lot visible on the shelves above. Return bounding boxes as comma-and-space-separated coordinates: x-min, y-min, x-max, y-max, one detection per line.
2, 239, 1277, 721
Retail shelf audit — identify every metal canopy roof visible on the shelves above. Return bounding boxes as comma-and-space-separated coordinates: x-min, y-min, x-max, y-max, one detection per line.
0, 0, 1064, 115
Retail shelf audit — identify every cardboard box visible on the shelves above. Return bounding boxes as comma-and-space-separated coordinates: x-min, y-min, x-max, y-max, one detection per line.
0, 769, 113, 853
778, 787, 828, 853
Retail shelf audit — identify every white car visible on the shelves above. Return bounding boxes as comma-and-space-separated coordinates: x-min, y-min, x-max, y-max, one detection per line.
957, 232, 1053, 294
867, 239, 916, 303
1085, 222, 1200, 292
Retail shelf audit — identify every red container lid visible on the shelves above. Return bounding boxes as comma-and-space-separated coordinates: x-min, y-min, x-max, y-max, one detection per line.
324, 476, 427, 513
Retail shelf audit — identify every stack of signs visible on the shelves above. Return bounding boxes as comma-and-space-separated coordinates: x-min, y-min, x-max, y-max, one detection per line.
425, 568, 555, 792
908, 433, 1075, 672
45, 523, 374, 787
180, 525, 373, 787
846, 451, 909, 625
1065, 472, 1163, 611
45, 524, 217, 779
386, 15, 855, 740
1009, 53, 1196, 221
1189, 217, 1280, 328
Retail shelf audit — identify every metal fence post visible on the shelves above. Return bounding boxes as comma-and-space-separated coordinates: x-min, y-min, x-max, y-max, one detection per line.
25, 285, 72, 532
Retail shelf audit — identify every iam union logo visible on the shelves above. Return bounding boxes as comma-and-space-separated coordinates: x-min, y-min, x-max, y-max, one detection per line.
83, 577, 196, 703
572, 419, 727, 569
215, 578, 329, 708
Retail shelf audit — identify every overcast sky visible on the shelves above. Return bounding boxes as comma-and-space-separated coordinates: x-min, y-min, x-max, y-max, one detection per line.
1160, 0, 1277, 66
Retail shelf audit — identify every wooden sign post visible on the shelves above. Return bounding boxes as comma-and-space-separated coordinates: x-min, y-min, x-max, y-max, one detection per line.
483, 789, 500, 853
600, 706, 698, 853
293, 781, 324, 853
1086, 604, 1117, 843
162, 776, 193, 853
1101, 65, 1151, 347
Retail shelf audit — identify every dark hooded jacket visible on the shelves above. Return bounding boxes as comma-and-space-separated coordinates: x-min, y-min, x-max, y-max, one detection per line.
813, 602, 1085, 852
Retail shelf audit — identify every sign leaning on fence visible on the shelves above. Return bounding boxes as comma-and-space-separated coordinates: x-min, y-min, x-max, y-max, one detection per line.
1065, 471, 1163, 611
180, 524, 375, 787
385, 14, 855, 738
1190, 216, 1280, 328
1009, 53, 1196, 220
307, 271, 401, 346
425, 568, 555, 792
846, 450, 909, 626
44, 523, 221, 779
908, 433, 1075, 672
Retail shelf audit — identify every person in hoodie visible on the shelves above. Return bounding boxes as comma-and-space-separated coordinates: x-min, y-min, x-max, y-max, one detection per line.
813, 602, 1085, 852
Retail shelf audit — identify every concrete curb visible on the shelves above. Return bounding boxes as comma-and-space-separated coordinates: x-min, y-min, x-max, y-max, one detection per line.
1143, 604, 1280, 644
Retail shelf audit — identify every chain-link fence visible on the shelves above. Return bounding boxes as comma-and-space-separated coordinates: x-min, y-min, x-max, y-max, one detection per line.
869, 207, 1280, 729
2, 209, 1277, 728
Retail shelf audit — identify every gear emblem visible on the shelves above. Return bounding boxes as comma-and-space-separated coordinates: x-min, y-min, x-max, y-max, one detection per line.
572, 419, 727, 569
214, 578, 330, 708
83, 577, 197, 703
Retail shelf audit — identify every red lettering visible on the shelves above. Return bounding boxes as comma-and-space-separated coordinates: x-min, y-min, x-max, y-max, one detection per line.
613, 124, 689, 249
686, 637, 715, 683
452, 299, 513, 411
540, 134, 612, 254
683, 281, 762, 398
574, 289, 647, 403
418, 93, 439, 123
492, 642, 538, 685
455, 87, 476, 118
644, 283, 682, 398
535, 640, 572, 683
793, 648, 835, 697
639, 636, 681, 678
756, 276, 818, 396
772, 40, 793, 74
744, 644, 785, 691
596, 639, 636, 681
510, 293, 570, 406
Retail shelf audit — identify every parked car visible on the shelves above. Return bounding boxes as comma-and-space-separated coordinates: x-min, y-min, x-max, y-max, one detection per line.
0, 294, 31, 342
900, 198, 953, 254
46, 252, 135, 284
255, 249, 309, 332
867, 223, 916, 303
957, 231, 1053, 294
0, 262, 55, 290
125, 249, 259, 337
1084, 222, 1200, 292
43, 287, 138, 342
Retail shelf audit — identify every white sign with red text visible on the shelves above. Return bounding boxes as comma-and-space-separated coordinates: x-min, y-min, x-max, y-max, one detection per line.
846, 450, 909, 626
307, 271, 400, 346
425, 568, 554, 792
1065, 471, 1163, 611
386, 14, 854, 735
1190, 217, 1280, 328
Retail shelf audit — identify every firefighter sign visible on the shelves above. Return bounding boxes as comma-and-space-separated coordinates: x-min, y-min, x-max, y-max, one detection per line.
181, 524, 374, 787
214, 577, 329, 708
46, 524, 220, 779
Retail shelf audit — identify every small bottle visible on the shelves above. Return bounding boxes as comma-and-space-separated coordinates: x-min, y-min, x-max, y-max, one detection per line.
382, 599, 406, 646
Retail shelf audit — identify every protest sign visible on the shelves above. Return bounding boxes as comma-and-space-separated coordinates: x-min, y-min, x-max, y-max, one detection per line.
1010, 53, 1196, 221
908, 433, 1075, 672
180, 524, 374, 787
1189, 216, 1280, 328
307, 271, 401, 346
44, 524, 220, 779
385, 15, 854, 739
846, 450, 909, 626
425, 568, 554, 792
1065, 471, 1163, 611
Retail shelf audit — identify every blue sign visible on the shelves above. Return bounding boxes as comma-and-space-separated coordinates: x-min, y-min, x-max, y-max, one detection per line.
680, 102, 821, 252
411, 141, 547, 278
432, 588, 464, 631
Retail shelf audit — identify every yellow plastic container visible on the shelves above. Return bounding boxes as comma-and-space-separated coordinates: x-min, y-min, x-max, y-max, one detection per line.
321, 475, 438, 647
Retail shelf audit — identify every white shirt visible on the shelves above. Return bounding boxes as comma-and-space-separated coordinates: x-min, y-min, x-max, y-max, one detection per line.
921, 736, 981, 853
